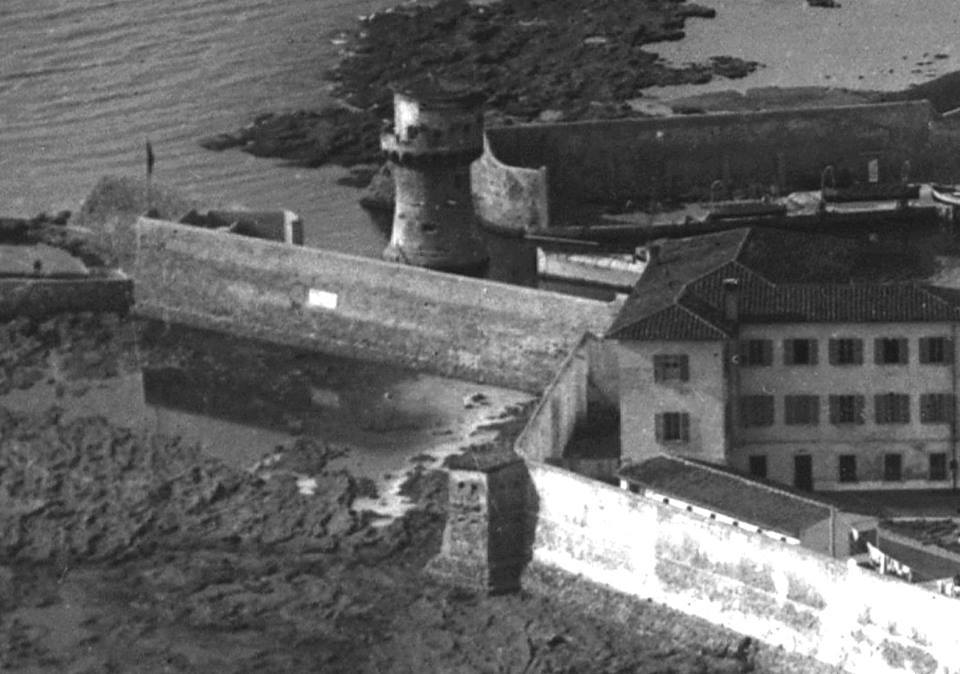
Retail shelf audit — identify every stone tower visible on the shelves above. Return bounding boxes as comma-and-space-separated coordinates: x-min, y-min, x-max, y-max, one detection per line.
426, 452, 531, 594
381, 80, 488, 274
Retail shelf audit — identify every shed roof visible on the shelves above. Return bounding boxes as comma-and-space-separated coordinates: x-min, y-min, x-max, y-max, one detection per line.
619, 456, 833, 538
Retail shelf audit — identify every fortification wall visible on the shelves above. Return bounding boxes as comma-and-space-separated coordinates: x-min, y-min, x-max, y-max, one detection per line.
481, 101, 937, 232
525, 461, 960, 673
472, 136, 549, 233
129, 218, 618, 392
513, 335, 591, 462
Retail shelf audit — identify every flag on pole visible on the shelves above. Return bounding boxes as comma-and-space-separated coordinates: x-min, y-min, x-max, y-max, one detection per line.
146, 141, 155, 178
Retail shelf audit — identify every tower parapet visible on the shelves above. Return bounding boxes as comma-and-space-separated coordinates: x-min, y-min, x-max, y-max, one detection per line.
381, 79, 488, 273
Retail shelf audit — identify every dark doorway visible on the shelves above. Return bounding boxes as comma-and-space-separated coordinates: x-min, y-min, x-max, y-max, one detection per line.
794, 454, 813, 491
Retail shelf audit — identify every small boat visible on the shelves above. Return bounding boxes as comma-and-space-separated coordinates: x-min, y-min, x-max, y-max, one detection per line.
931, 184, 960, 207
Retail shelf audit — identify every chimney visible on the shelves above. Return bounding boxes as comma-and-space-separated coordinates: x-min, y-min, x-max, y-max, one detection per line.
722, 277, 740, 323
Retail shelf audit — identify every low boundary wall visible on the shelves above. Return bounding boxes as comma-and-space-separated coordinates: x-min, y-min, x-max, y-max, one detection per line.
525, 460, 960, 673
129, 218, 619, 392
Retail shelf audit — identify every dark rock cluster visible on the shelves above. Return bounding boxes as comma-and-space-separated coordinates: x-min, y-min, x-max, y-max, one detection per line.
202, 0, 760, 170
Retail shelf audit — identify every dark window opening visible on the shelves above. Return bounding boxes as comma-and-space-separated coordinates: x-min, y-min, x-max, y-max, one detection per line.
839, 455, 857, 483
930, 453, 948, 481
883, 453, 903, 482
920, 337, 953, 364
785, 395, 819, 425
421, 222, 438, 234
740, 395, 775, 428
656, 412, 690, 443
794, 455, 813, 491
875, 393, 910, 424
829, 395, 865, 425
875, 338, 908, 365
829, 338, 863, 365
784, 338, 817, 365
748, 455, 767, 479
653, 354, 689, 383
921, 393, 955, 424
742, 339, 773, 367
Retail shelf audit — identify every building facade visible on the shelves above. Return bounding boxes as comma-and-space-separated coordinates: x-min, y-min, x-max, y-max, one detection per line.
609, 228, 960, 492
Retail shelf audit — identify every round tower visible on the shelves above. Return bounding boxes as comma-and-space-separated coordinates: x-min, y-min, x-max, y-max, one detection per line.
381, 80, 488, 274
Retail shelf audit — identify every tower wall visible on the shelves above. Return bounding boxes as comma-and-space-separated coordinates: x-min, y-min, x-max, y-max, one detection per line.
382, 86, 488, 274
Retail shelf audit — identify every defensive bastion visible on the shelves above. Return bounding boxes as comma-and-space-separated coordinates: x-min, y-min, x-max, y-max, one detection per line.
473, 99, 960, 232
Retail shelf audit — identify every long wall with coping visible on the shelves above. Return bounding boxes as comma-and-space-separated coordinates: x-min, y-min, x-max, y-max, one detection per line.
129, 218, 619, 392
524, 460, 960, 673
477, 101, 939, 232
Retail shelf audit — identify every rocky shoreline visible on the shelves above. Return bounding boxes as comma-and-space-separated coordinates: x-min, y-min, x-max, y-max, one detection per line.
200, 0, 759, 170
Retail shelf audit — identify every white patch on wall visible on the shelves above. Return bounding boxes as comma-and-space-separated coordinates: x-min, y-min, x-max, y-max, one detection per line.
307, 288, 338, 310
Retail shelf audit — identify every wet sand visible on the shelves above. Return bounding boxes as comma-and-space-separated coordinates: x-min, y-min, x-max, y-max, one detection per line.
647, 0, 960, 101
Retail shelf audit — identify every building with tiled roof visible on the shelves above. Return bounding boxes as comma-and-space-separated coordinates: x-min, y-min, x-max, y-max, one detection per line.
610, 227, 960, 491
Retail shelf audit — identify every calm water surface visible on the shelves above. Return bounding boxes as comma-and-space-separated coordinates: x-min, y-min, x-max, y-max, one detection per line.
0, 0, 396, 255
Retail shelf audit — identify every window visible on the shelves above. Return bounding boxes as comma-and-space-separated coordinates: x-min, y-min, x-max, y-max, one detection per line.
653, 354, 689, 383
741, 339, 772, 367
883, 453, 903, 482
828, 338, 863, 365
920, 337, 953, 364
930, 453, 948, 481
874, 393, 910, 424
920, 393, 955, 424
783, 338, 818, 365
838, 455, 858, 483
829, 395, 865, 425
874, 338, 908, 365
740, 395, 774, 428
748, 455, 768, 479
655, 412, 690, 443
405, 125, 420, 140
785, 395, 820, 425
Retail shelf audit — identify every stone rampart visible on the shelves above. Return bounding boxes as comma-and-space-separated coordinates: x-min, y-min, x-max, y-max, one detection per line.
129, 218, 619, 391
479, 101, 939, 232
525, 460, 960, 673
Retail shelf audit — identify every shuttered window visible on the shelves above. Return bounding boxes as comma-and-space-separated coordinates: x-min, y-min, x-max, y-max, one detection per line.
874, 393, 910, 424
785, 395, 820, 425
874, 338, 908, 365
828, 338, 863, 365
783, 339, 818, 365
930, 453, 948, 481
740, 339, 773, 367
829, 395, 865, 425
653, 354, 690, 383
920, 393, 955, 424
919, 337, 953, 364
740, 395, 775, 428
655, 412, 690, 443
883, 454, 903, 482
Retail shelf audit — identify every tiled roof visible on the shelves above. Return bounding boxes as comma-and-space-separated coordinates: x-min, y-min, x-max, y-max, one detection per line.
608, 228, 960, 340
618, 456, 831, 538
